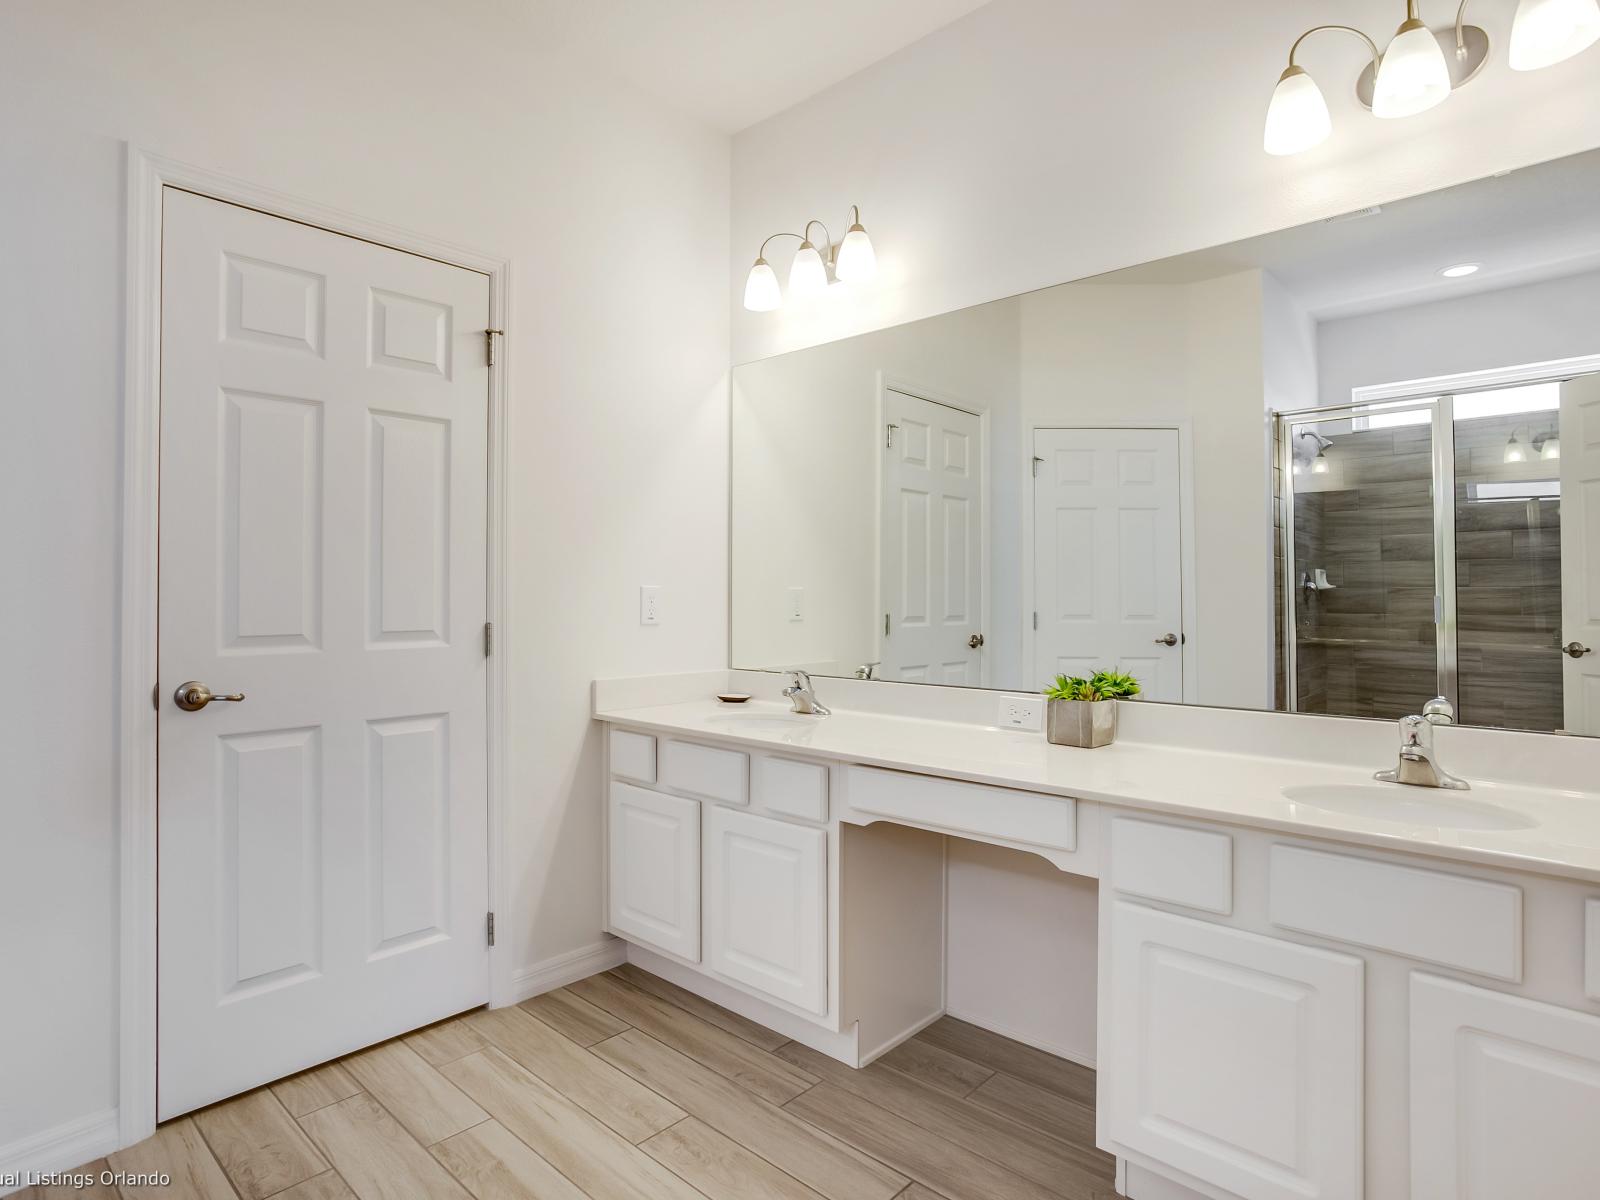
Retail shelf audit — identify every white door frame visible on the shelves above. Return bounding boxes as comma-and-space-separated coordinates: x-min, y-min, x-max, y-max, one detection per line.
1021, 422, 1200, 700
118, 146, 513, 1147
873, 373, 992, 687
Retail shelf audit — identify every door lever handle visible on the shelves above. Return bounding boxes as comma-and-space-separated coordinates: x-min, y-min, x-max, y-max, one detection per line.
1155, 633, 1179, 647
174, 681, 246, 711
1563, 641, 1594, 659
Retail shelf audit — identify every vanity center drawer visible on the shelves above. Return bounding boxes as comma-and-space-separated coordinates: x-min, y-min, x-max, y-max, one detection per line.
659, 738, 750, 806
846, 766, 1075, 852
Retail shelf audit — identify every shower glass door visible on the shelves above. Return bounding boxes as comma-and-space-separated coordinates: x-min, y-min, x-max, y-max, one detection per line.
1280, 398, 1456, 720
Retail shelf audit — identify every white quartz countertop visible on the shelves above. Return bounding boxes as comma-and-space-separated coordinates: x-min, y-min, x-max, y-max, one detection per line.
594, 697, 1600, 884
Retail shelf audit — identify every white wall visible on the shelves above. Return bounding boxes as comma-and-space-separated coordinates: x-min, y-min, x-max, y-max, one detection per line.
1318, 267, 1600, 403
1019, 272, 1276, 709
731, 299, 1022, 680
0, 0, 728, 1167
731, 0, 1600, 364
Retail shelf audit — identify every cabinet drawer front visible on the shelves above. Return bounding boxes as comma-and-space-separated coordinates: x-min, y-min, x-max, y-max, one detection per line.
607, 782, 699, 962
754, 755, 829, 823
847, 767, 1074, 852
1269, 845, 1522, 982
1109, 818, 1232, 915
1104, 901, 1363, 1200
659, 739, 749, 806
610, 729, 657, 784
704, 806, 828, 1015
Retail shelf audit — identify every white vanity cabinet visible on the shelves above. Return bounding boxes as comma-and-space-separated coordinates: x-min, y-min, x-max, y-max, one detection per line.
1102, 900, 1364, 1200
704, 805, 828, 1014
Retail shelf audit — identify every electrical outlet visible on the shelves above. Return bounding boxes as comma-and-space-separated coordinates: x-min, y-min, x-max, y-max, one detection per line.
787, 587, 805, 622
998, 695, 1044, 731
639, 585, 661, 625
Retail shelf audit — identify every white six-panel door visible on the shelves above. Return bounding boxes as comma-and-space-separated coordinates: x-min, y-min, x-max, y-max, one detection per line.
1033, 428, 1184, 699
880, 390, 985, 684
1560, 373, 1600, 734
157, 189, 491, 1117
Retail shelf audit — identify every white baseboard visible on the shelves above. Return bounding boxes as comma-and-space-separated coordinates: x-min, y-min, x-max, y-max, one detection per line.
507, 938, 626, 1004
0, 1108, 120, 1198
944, 1006, 1097, 1070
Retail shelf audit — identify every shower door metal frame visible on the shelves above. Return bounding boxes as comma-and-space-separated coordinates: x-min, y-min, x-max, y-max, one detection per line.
1277, 397, 1459, 716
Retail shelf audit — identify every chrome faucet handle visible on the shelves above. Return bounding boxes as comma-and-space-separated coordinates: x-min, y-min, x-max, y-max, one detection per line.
1398, 713, 1430, 747
786, 669, 813, 691
1421, 696, 1455, 725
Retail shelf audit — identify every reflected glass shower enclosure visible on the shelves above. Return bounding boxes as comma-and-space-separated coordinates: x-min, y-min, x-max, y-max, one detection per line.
1278, 384, 1566, 731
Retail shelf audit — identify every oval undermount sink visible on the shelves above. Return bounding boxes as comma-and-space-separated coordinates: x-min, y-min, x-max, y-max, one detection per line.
1280, 784, 1537, 831
703, 711, 824, 740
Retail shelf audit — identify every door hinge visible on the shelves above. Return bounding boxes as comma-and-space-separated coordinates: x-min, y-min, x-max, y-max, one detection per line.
485, 328, 503, 367
1032, 611, 1038, 630
486, 911, 496, 946
1032, 455, 1043, 477
885, 423, 898, 449
484, 621, 493, 657
884, 612, 891, 637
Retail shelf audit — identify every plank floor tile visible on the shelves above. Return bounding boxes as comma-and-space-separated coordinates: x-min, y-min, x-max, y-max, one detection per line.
593, 1028, 906, 1200
438, 1047, 705, 1200
106, 1118, 238, 1200
611, 963, 789, 1050
192, 1088, 329, 1199
298, 1092, 474, 1199
342, 1040, 488, 1146
430, 1119, 589, 1200
519, 987, 629, 1047
272, 1061, 364, 1117
403, 1014, 489, 1068
54, 968, 1114, 1200
571, 972, 818, 1104
640, 1117, 831, 1200
917, 1018, 1097, 1107
464, 1004, 684, 1143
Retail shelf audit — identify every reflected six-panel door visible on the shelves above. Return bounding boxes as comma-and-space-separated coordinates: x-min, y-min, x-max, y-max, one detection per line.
156, 189, 491, 1117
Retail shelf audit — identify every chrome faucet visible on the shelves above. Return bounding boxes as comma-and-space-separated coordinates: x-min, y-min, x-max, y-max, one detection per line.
1375, 697, 1468, 790
782, 670, 830, 716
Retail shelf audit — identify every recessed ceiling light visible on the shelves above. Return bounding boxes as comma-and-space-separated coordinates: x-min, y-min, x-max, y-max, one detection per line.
1439, 263, 1481, 278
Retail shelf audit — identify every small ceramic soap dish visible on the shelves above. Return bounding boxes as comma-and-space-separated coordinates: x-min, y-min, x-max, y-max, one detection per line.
716, 693, 752, 704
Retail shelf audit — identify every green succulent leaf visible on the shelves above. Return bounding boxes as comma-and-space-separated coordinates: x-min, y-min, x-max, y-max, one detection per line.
1041, 668, 1141, 702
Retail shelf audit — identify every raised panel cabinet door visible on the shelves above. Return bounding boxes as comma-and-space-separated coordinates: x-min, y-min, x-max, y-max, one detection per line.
1410, 973, 1600, 1199
1101, 901, 1363, 1200
608, 782, 701, 962
704, 806, 827, 1014
158, 189, 490, 1119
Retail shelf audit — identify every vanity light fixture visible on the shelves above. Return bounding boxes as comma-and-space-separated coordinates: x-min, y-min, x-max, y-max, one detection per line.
1439, 262, 1481, 277
1264, 0, 1599, 155
742, 206, 877, 312
1504, 431, 1529, 463
1537, 431, 1562, 460
1311, 447, 1332, 474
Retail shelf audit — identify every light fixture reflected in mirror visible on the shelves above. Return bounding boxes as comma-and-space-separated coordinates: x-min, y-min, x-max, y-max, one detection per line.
742, 206, 877, 312
1537, 432, 1562, 460
1504, 432, 1529, 463
1311, 448, 1332, 474
1510, 0, 1600, 69
1264, 0, 1597, 155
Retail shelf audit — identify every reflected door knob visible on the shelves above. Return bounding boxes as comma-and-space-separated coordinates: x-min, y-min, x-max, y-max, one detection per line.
1564, 641, 1595, 659
174, 681, 246, 711
1155, 633, 1179, 647
968, 633, 985, 649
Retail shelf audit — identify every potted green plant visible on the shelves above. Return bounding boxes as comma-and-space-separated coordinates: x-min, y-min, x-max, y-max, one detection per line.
1042, 668, 1141, 748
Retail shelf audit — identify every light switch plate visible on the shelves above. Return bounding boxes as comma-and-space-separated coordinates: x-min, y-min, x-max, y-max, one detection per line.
787, 587, 805, 622
639, 585, 661, 625
998, 695, 1044, 731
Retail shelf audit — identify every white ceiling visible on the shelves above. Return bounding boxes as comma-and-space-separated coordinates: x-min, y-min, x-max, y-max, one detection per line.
1096, 150, 1600, 319
529, 0, 993, 133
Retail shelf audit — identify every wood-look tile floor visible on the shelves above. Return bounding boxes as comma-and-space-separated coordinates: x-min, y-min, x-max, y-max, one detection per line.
32, 965, 1116, 1200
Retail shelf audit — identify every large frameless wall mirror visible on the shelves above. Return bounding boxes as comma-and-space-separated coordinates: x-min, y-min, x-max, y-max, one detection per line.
731, 147, 1600, 736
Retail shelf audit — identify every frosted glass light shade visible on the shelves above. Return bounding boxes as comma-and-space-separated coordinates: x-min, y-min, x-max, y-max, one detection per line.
789, 242, 828, 298
1541, 435, 1562, 460
835, 224, 877, 282
1509, 0, 1600, 69
1504, 435, 1528, 464
1373, 20, 1452, 118
1263, 66, 1332, 155
743, 258, 781, 312
1311, 453, 1330, 475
